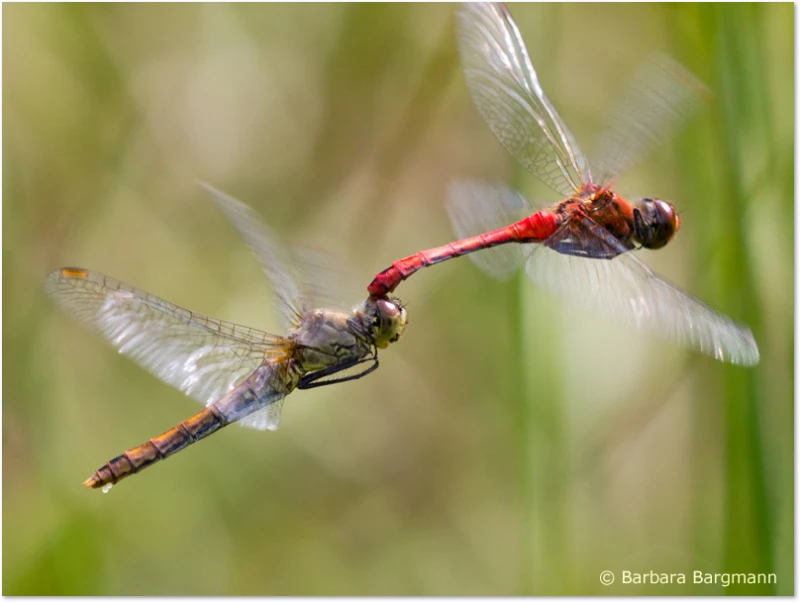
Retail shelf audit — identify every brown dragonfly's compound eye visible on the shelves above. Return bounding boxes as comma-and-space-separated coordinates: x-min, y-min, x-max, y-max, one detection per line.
376, 298, 400, 318
373, 298, 407, 348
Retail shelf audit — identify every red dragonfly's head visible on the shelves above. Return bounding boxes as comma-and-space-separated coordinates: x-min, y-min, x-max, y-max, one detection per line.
634, 198, 680, 249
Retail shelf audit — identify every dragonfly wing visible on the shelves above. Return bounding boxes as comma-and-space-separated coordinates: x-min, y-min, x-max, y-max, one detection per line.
456, 3, 590, 196
199, 183, 361, 323
237, 396, 285, 431
45, 268, 286, 409
524, 247, 759, 366
446, 179, 534, 279
282, 244, 366, 316
199, 182, 304, 329
590, 54, 708, 187
542, 213, 633, 259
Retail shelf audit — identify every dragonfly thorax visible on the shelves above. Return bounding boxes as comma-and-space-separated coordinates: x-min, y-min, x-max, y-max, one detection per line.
292, 309, 372, 370
633, 198, 680, 249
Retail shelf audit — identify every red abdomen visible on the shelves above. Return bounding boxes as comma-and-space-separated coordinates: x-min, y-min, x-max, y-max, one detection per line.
368, 211, 560, 297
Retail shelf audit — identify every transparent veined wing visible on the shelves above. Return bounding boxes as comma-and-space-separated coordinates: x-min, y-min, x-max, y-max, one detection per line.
445, 179, 535, 279
239, 399, 285, 432
590, 54, 708, 187
198, 182, 304, 330
456, 3, 590, 196
538, 208, 634, 260
199, 182, 363, 326
280, 243, 368, 318
524, 228, 760, 365
45, 268, 291, 425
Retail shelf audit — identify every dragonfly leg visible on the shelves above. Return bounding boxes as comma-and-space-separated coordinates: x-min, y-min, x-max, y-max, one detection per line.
298, 356, 379, 389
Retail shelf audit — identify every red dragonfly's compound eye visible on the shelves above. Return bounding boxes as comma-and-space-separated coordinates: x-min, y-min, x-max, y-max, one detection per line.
636, 198, 679, 250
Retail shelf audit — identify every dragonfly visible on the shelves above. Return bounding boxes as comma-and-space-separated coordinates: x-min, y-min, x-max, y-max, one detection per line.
368, 2, 758, 366
47, 184, 407, 491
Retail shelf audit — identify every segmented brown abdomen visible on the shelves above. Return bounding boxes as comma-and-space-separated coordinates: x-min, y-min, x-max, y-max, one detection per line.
83, 404, 227, 489
83, 359, 293, 489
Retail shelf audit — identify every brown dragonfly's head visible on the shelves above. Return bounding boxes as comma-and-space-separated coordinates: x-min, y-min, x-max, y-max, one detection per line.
372, 297, 408, 349
634, 198, 680, 249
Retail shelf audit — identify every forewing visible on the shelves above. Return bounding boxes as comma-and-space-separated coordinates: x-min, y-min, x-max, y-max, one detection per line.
524, 249, 759, 366
283, 244, 366, 316
45, 268, 283, 406
456, 3, 590, 196
445, 179, 533, 279
590, 54, 708, 187
199, 183, 360, 324
199, 182, 303, 328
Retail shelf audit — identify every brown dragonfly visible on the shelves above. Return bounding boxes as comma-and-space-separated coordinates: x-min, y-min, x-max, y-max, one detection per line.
47, 184, 407, 491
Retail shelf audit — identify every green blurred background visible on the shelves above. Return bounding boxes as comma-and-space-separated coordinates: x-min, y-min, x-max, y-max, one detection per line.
3, 3, 793, 595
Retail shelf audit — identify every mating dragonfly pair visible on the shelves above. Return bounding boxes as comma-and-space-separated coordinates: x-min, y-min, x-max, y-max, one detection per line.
48, 3, 758, 491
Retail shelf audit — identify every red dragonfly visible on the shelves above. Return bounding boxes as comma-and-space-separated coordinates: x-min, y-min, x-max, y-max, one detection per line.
368, 2, 758, 366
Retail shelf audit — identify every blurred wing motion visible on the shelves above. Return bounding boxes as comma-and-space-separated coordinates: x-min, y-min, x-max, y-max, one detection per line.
447, 180, 758, 365
367, 4, 758, 366
590, 54, 709, 187
198, 182, 303, 329
280, 243, 368, 318
49, 185, 411, 490
525, 245, 759, 366
199, 182, 361, 323
446, 179, 533, 279
456, 2, 590, 196
45, 267, 288, 428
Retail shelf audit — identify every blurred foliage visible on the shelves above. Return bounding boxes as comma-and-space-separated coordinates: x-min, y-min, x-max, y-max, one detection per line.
3, 3, 792, 595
